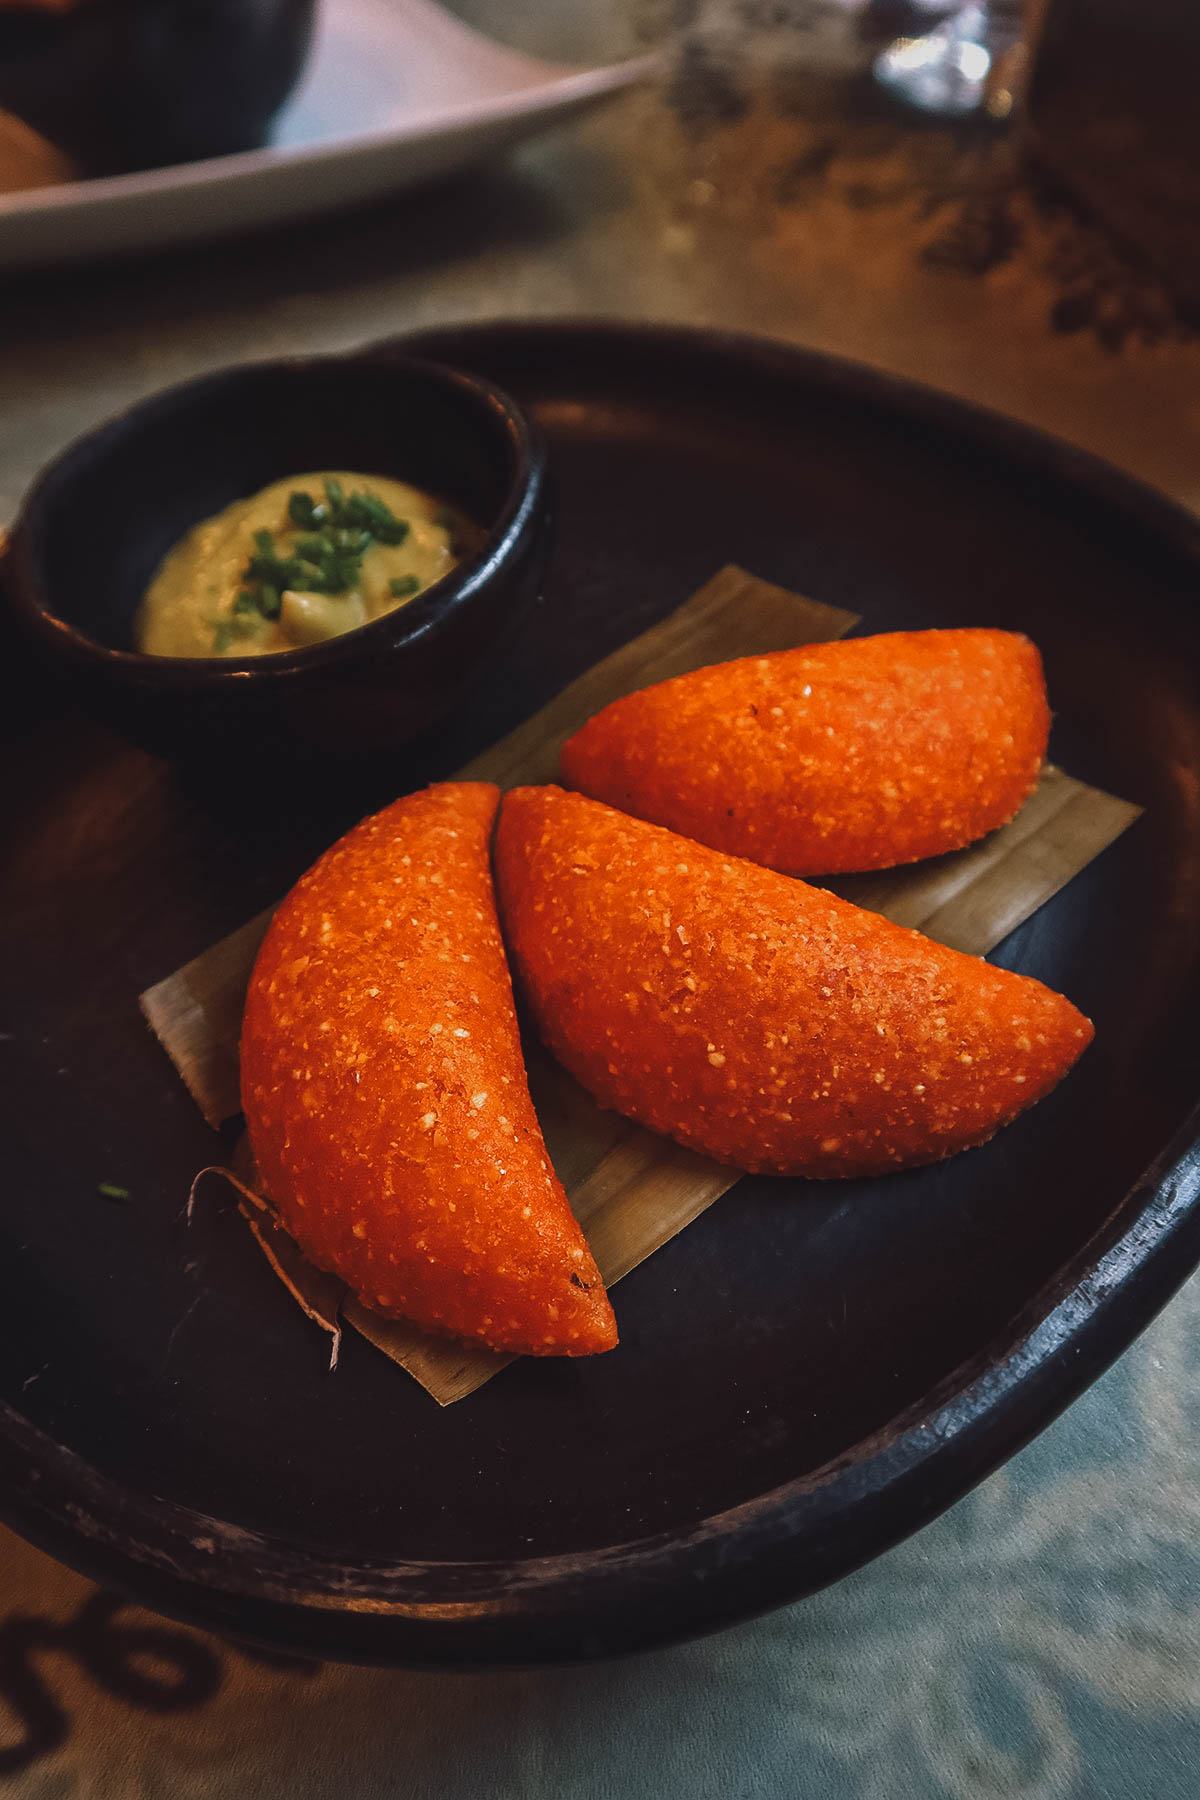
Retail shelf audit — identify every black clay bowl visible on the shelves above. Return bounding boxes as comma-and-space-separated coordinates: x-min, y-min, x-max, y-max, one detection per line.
0, 0, 316, 174
2, 353, 547, 761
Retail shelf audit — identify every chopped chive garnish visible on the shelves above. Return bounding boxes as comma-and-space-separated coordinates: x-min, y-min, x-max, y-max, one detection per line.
389, 574, 420, 599
235, 485, 416, 623
213, 622, 234, 652
98, 1182, 130, 1202
288, 490, 318, 530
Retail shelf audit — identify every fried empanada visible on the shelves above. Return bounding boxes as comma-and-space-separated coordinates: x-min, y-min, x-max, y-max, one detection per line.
560, 630, 1050, 874
494, 786, 1091, 1180
241, 782, 616, 1356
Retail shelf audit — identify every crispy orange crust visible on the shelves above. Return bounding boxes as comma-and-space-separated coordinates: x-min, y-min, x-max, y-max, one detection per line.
494, 787, 1093, 1180
240, 783, 616, 1357
559, 629, 1051, 875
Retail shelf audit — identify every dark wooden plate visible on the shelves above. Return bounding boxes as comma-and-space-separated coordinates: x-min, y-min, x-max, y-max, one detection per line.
3, 322, 1199, 1668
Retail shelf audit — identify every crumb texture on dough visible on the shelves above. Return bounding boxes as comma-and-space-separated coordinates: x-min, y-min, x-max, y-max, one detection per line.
494, 786, 1092, 1180
240, 781, 616, 1357
560, 629, 1051, 874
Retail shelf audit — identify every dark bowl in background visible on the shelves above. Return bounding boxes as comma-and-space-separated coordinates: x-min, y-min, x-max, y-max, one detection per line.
1, 352, 548, 761
0, 0, 316, 175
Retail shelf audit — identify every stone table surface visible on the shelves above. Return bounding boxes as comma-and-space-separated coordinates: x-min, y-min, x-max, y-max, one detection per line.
2, 4, 1200, 1796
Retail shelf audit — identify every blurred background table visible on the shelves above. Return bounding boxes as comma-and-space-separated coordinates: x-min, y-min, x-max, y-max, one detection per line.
2, 3, 1199, 1793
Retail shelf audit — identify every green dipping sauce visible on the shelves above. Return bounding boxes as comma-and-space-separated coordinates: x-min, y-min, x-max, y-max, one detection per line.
135, 472, 479, 659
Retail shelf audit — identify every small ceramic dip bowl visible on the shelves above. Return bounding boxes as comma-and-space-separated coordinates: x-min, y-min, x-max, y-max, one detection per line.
2, 350, 547, 760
